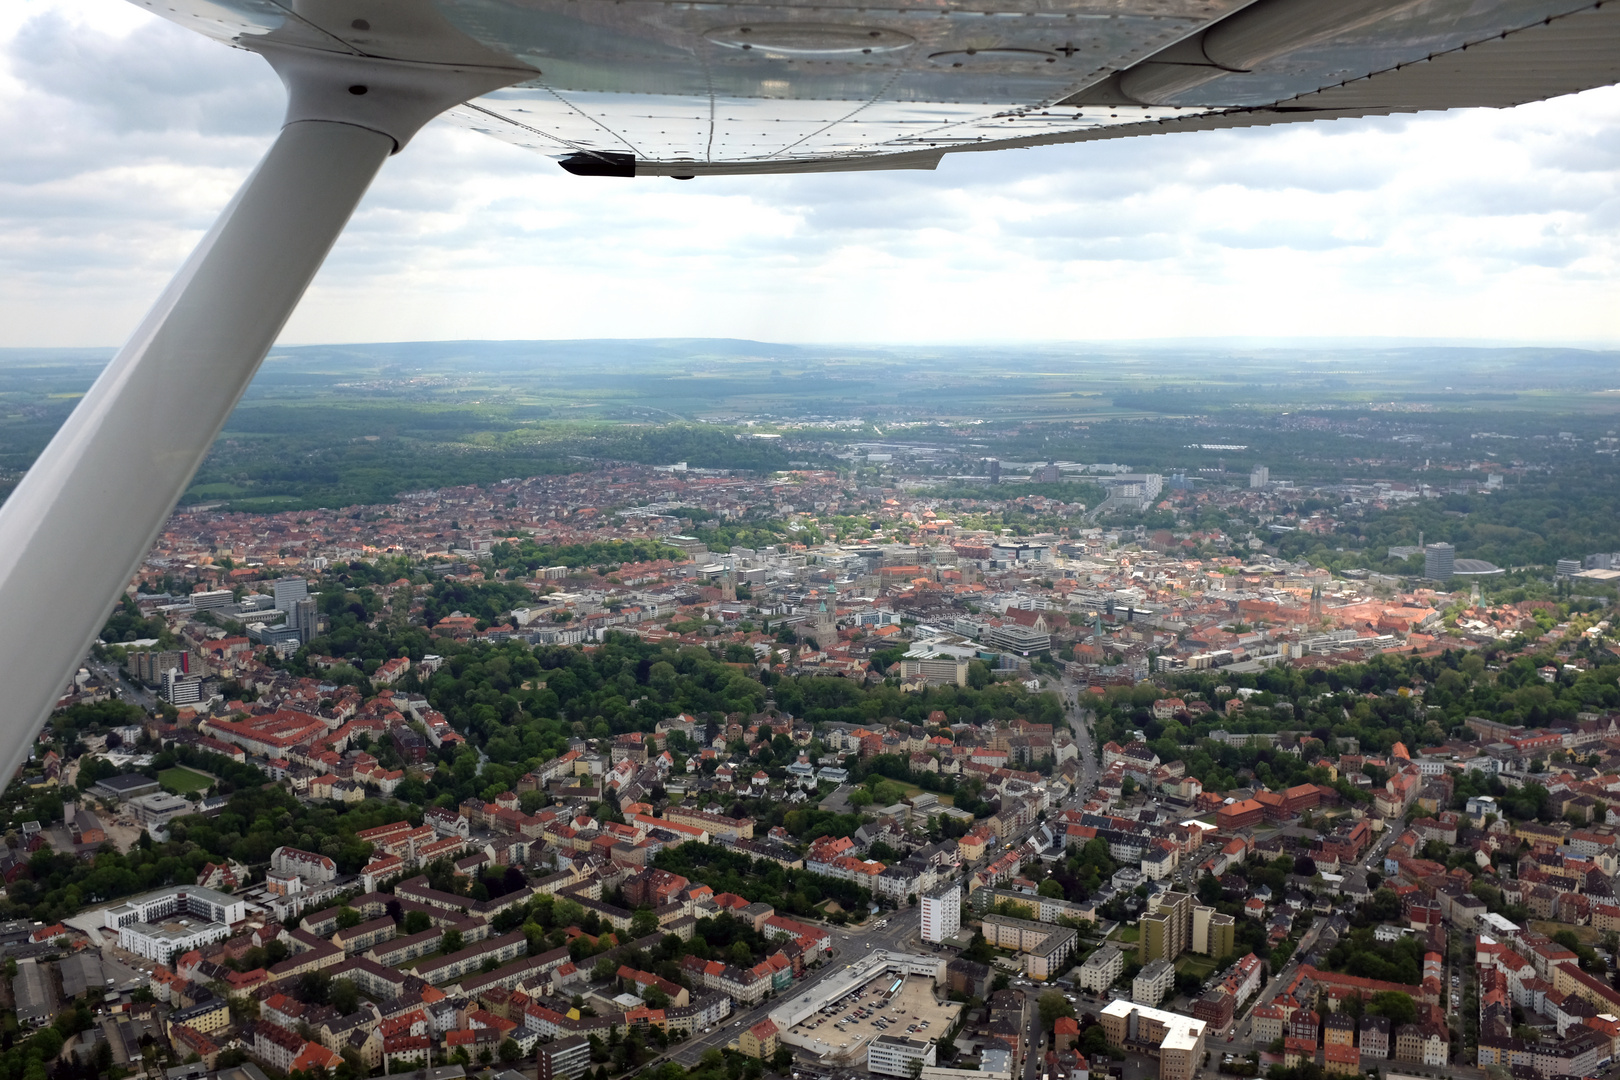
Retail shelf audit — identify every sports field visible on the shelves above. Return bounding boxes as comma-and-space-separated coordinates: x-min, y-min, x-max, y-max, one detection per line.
159, 767, 212, 794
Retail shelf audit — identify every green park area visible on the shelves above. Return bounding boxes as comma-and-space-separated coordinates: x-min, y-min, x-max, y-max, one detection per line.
159, 767, 213, 794
1175, 953, 1217, 979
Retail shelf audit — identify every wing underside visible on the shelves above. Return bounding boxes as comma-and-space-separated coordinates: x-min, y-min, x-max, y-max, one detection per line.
131, 0, 1620, 173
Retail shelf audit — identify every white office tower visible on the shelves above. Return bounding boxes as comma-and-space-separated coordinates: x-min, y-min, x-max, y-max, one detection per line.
273, 577, 309, 614
921, 883, 961, 944
1249, 466, 1269, 489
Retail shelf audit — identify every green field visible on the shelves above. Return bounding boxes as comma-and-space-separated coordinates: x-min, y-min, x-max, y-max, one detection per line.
1175, 953, 1217, 979
159, 767, 213, 794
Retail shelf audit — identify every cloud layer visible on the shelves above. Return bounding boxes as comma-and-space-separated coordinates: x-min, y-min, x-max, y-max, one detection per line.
2, 0, 1619, 346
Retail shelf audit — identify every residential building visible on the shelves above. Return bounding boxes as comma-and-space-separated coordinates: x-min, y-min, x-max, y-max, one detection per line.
538, 1033, 593, 1080
1133, 959, 1175, 1006
1078, 945, 1123, 994
738, 1019, 778, 1060
102, 886, 245, 964
921, 883, 961, 944
1140, 891, 1193, 965
1191, 905, 1235, 958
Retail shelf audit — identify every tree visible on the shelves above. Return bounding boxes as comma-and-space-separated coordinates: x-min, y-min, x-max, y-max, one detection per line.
1080, 1025, 1116, 1058
1121, 776, 1137, 799
1038, 879, 1065, 899
730, 940, 755, 968
403, 910, 432, 934
499, 1038, 522, 1064
441, 928, 464, 954
771, 1047, 795, 1073
329, 978, 359, 1016
1368, 991, 1416, 1027
631, 908, 661, 938
1038, 991, 1075, 1029
335, 906, 362, 930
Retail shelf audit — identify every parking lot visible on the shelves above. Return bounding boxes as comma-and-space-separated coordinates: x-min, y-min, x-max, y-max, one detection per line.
788, 974, 962, 1063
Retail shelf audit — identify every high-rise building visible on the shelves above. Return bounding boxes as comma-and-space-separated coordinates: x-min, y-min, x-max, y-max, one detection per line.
294, 597, 320, 643
1139, 890, 1193, 965
161, 670, 202, 706
921, 883, 961, 943
1191, 905, 1235, 957
1249, 466, 1269, 489
986, 458, 1001, 485
1424, 543, 1456, 580
1037, 460, 1060, 483
273, 577, 309, 613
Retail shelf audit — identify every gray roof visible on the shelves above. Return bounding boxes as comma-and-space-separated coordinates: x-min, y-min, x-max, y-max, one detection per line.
12, 959, 56, 1023
93, 773, 160, 795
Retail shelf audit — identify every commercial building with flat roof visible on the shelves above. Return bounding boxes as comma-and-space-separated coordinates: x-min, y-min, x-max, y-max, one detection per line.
1099, 999, 1206, 1080
869, 1035, 937, 1078
1424, 543, 1455, 581
90, 774, 161, 801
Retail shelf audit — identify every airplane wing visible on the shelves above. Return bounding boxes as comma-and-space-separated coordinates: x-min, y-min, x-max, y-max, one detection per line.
146, 0, 1620, 176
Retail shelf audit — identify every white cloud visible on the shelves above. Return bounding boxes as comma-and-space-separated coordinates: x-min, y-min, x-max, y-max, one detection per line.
2, 0, 1618, 347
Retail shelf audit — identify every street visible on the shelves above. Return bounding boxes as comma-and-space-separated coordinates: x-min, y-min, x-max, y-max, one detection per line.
663, 913, 925, 1066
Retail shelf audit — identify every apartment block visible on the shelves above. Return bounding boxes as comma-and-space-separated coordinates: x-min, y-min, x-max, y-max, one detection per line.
1140, 890, 1193, 965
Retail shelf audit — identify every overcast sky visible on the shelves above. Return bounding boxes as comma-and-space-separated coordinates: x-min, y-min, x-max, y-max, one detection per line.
3, 0, 1619, 348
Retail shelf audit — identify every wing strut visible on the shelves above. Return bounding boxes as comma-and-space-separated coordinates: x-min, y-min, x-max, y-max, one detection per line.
0, 47, 528, 783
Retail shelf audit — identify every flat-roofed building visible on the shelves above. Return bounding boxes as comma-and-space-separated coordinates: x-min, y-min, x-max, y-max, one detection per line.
979, 914, 1076, 980
869, 1034, 937, 1078
538, 1035, 591, 1080
1191, 905, 1235, 957
921, 883, 961, 944
1099, 999, 1206, 1080
102, 886, 246, 964
1078, 944, 1123, 993
1140, 891, 1193, 965
1133, 958, 1175, 1006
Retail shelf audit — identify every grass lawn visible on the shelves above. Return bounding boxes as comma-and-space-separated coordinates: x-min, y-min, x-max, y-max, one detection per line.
1532, 920, 1601, 945
159, 767, 213, 794
1176, 953, 1217, 978
1111, 924, 1140, 944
